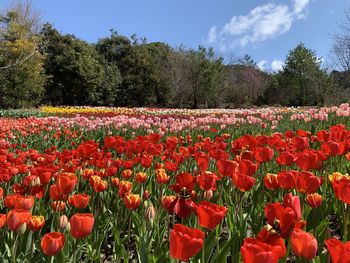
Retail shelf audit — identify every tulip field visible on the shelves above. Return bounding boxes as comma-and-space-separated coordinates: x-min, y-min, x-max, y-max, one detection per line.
2, 104, 350, 262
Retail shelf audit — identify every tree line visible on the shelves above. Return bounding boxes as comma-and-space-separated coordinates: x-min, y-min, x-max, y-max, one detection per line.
0, 1, 349, 109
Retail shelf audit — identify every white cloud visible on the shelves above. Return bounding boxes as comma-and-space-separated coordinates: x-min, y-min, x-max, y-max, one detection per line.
257, 60, 268, 71
293, 0, 310, 14
208, 0, 311, 49
208, 26, 217, 44
271, 59, 284, 72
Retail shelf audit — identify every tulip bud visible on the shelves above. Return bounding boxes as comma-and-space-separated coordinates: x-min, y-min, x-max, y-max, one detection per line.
306, 193, 322, 208
58, 215, 69, 230
17, 222, 27, 235
145, 205, 156, 224
111, 177, 119, 187
204, 190, 213, 200
143, 190, 150, 201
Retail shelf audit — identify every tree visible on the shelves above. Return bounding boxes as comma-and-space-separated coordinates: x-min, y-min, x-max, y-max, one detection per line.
96, 31, 172, 107
169, 46, 223, 108
41, 24, 116, 106
0, 0, 45, 108
278, 43, 331, 106
219, 56, 268, 107
331, 9, 350, 71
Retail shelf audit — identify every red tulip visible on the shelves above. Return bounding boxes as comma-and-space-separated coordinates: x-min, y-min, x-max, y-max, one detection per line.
296, 171, 322, 194
237, 159, 258, 177
195, 152, 209, 172
170, 172, 196, 193
41, 232, 65, 256
296, 151, 323, 171
50, 184, 63, 201
291, 229, 317, 260
217, 159, 238, 177
325, 238, 350, 262
276, 151, 295, 166
316, 130, 331, 141
14, 195, 35, 210
264, 173, 279, 190
232, 173, 256, 192
7, 209, 31, 231
197, 171, 217, 191
169, 196, 195, 218
277, 170, 297, 190
241, 238, 280, 263
169, 224, 204, 261
253, 147, 274, 163
283, 193, 302, 220
4, 194, 19, 209
56, 172, 77, 195
196, 201, 227, 229
162, 195, 176, 213
70, 213, 94, 239
321, 141, 340, 157
68, 194, 90, 209
77, 140, 98, 159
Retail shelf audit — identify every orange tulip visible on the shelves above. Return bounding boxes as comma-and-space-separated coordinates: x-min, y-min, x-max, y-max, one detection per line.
27, 215, 45, 231
156, 168, 170, 184
124, 194, 141, 210
89, 176, 108, 192
118, 181, 132, 197
121, 169, 133, 179
135, 172, 147, 183
306, 193, 322, 208
51, 201, 66, 212
0, 214, 6, 229
111, 177, 119, 187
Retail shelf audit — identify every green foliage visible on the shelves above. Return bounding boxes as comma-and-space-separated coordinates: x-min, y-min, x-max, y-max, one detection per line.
0, 2, 45, 108
277, 43, 332, 106
0, 3, 342, 109
96, 32, 172, 107
41, 24, 120, 106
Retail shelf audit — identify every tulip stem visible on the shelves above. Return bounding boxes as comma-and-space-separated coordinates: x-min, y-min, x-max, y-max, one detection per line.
31, 233, 34, 259
216, 225, 220, 259
343, 204, 349, 241
282, 236, 291, 263
11, 233, 19, 263
128, 215, 132, 260
202, 235, 205, 263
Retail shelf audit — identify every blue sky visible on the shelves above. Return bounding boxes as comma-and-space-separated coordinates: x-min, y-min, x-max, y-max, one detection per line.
2, 0, 349, 71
